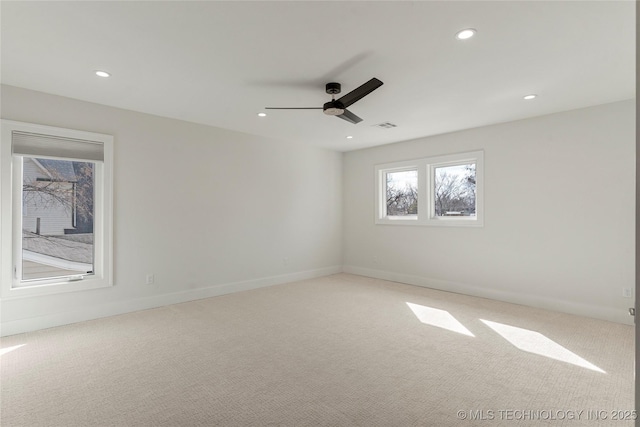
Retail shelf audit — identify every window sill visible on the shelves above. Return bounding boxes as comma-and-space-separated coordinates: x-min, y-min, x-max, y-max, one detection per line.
375, 216, 484, 227
4, 276, 112, 299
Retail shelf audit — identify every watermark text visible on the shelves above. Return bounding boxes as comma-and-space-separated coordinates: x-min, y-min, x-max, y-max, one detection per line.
456, 409, 637, 422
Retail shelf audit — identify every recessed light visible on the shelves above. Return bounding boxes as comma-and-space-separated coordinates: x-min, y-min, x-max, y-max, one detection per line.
346, 136, 353, 139
95, 70, 111, 78
523, 94, 537, 100
257, 112, 267, 117
455, 28, 476, 40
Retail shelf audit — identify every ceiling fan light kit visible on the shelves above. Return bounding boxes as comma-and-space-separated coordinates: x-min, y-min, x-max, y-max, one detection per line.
265, 77, 384, 125
323, 104, 345, 116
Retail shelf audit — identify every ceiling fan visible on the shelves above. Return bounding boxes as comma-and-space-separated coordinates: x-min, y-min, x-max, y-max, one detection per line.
265, 77, 383, 124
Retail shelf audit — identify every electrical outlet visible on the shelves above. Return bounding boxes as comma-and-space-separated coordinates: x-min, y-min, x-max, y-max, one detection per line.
623, 288, 633, 298
283, 257, 289, 265
146, 274, 155, 285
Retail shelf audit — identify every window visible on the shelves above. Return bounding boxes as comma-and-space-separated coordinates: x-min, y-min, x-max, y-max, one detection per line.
375, 151, 483, 226
433, 163, 476, 217
1, 120, 113, 297
385, 168, 418, 219
20, 158, 95, 282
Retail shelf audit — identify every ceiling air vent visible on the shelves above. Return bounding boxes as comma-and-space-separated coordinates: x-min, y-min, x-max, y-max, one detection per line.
374, 122, 397, 129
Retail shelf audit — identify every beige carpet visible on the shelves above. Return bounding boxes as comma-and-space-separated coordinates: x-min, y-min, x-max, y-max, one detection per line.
0, 274, 633, 426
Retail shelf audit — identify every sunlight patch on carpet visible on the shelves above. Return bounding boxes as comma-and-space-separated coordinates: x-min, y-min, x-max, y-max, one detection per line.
0, 344, 26, 356
481, 319, 605, 373
406, 302, 475, 337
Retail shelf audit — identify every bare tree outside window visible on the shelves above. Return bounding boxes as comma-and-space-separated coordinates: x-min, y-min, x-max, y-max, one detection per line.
386, 170, 418, 216
434, 163, 476, 216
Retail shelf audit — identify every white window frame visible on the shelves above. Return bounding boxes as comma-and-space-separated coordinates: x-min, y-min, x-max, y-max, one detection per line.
375, 150, 483, 227
1, 120, 114, 298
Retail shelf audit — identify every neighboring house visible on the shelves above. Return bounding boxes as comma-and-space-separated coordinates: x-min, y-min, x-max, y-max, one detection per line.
23, 157, 79, 236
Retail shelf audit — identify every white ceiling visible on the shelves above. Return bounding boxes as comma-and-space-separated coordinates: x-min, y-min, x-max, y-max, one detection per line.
1, 1, 635, 152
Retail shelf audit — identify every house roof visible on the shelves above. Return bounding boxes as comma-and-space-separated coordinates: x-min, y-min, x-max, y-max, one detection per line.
22, 231, 93, 265
1, 1, 634, 151
34, 159, 77, 182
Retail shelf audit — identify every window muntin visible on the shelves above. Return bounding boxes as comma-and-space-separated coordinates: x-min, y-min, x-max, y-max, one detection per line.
1, 120, 113, 298
375, 151, 483, 227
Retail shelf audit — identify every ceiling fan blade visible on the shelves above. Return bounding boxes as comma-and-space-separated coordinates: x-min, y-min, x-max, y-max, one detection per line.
336, 78, 383, 108
336, 109, 363, 124
265, 107, 323, 110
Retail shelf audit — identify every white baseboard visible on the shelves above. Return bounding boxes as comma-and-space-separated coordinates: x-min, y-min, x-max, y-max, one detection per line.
2, 264, 631, 336
343, 265, 633, 325
1, 265, 343, 337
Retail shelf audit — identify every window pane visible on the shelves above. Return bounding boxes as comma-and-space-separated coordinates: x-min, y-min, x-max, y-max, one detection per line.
386, 169, 418, 217
434, 163, 476, 217
21, 158, 94, 281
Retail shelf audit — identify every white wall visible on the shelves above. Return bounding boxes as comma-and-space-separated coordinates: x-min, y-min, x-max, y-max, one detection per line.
0, 85, 343, 335
343, 100, 636, 324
